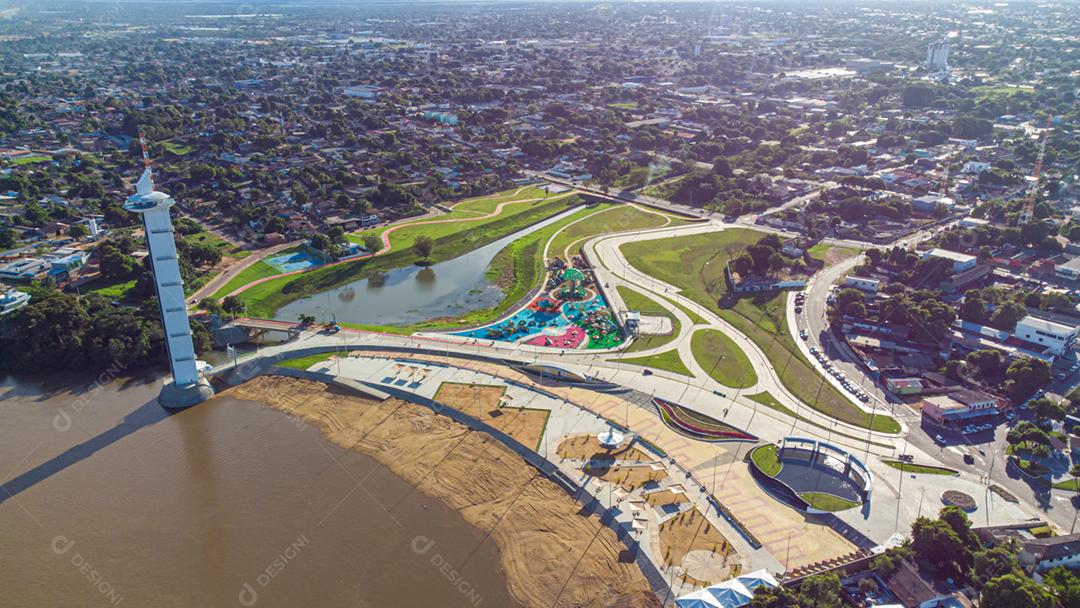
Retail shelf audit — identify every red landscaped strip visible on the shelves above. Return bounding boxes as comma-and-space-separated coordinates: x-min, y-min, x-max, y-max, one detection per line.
655, 398, 757, 441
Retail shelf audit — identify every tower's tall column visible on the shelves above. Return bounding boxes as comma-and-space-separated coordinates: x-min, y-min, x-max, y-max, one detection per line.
124, 167, 210, 406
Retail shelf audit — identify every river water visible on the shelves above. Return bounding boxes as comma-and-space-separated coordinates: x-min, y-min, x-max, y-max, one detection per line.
0, 374, 519, 608
276, 207, 580, 327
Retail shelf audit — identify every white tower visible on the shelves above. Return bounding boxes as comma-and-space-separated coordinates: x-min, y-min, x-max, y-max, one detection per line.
123, 134, 212, 408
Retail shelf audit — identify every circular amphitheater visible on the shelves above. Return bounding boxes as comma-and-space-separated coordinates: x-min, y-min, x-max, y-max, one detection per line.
748, 437, 872, 513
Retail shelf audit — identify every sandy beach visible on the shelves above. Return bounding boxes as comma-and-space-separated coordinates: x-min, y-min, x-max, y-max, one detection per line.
223, 375, 660, 608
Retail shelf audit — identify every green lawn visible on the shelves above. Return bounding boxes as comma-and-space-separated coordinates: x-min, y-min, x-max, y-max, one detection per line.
807, 243, 860, 263
618, 285, 680, 353
620, 229, 899, 434
345, 186, 563, 250
9, 155, 51, 166
547, 204, 669, 259
87, 277, 137, 300
616, 349, 694, 377
276, 352, 337, 370
661, 295, 708, 326
162, 141, 194, 156
690, 329, 757, 389
1052, 478, 1080, 491
210, 259, 282, 300
801, 492, 859, 512
883, 460, 957, 476
183, 229, 250, 259
746, 392, 893, 449
750, 444, 782, 477
239, 196, 580, 318
607, 101, 640, 110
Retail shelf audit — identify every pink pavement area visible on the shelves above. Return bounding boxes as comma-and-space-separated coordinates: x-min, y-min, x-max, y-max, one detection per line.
525, 325, 587, 349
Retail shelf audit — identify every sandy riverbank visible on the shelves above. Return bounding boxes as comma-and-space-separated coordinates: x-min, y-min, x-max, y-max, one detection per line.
222, 375, 659, 608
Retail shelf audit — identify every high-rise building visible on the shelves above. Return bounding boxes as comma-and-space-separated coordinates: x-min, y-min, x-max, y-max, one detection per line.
123, 165, 213, 408
926, 39, 949, 70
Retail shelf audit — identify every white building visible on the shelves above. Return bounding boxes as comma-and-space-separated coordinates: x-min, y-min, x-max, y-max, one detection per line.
1056, 256, 1080, 281
926, 39, 949, 69
922, 248, 977, 273
341, 84, 382, 99
0, 286, 30, 316
844, 276, 880, 293
1014, 315, 1078, 356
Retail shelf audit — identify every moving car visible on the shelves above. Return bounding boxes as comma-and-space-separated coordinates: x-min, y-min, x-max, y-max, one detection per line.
800, 329, 808, 340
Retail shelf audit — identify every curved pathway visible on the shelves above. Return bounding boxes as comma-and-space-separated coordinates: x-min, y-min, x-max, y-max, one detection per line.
581, 220, 907, 442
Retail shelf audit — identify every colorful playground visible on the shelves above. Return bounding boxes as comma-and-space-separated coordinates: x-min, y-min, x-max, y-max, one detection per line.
452, 260, 625, 350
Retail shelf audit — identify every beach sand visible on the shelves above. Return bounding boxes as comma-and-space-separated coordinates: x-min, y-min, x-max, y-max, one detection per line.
222, 376, 658, 608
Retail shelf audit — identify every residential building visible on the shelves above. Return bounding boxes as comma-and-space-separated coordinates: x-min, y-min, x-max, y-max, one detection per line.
886, 377, 923, 395
1022, 534, 1080, 575
1014, 315, 1078, 356
921, 389, 999, 424
926, 39, 950, 70
844, 276, 880, 293
0, 257, 49, 281
1055, 256, 1080, 281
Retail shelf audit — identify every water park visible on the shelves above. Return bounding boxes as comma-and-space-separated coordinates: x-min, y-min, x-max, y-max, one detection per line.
451, 257, 625, 350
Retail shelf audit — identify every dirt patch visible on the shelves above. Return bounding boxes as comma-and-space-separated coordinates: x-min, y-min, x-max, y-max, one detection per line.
658, 509, 734, 576
223, 376, 653, 608
644, 489, 689, 510
435, 382, 549, 450
558, 435, 665, 491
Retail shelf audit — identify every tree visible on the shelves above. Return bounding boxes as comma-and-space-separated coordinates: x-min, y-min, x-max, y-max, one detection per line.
1043, 567, 1080, 608
97, 242, 138, 280
939, 506, 978, 549
1028, 398, 1065, 422
413, 235, 434, 260
981, 574, 1054, 608
221, 296, 245, 315
199, 298, 223, 315
798, 573, 843, 607
68, 223, 89, 239
973, 544, 1022, 588
0, 226, 16, 249
911, 516, 972, 579
362, 234, 382, 254
732, 254, 753, 277
1005, 357, 1051, 401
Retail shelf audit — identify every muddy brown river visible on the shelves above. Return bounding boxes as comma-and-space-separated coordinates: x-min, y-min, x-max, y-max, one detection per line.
0, 374, 519, 607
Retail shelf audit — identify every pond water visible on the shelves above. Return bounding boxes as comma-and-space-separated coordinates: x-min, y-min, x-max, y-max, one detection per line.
276, 207, 580, 327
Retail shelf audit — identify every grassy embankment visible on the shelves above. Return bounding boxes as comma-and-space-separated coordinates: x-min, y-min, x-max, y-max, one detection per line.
882, 460, 958, 476
276, 352, 337, 370
210, 245, 305, 300
750, 444, 782, 477
547, 204, 675, 259
690, 329, 757, 389
617, 349, 694, 377
801, 493, 859, 512
620, 229, 899, 434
